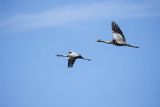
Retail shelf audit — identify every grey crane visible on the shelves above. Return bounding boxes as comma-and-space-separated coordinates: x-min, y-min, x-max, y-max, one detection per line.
97, 21, 139, 48
56, 51, 91, 68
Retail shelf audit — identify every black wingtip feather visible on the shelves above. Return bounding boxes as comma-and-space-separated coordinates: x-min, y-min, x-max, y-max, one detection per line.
68, 63, 73, 68
112, 21, 117, 27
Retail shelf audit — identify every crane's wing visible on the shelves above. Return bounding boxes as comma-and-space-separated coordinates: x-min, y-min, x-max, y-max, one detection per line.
112, 21, 126, 43
68, 57, 76, 68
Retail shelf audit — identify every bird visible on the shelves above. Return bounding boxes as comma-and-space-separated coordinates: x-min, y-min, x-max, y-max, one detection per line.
97, 21, 139, 48
56, 51, 91, 68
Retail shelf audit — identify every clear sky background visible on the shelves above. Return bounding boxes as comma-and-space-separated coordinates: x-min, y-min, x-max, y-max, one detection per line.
0, 0, 160, 107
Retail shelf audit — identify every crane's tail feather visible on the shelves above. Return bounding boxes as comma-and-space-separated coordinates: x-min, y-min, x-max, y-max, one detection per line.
83, 58, 91, 61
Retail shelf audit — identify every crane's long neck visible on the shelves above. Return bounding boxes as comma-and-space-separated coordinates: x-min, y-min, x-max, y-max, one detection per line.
97, 39, 113, 44
56, 54, 68, 57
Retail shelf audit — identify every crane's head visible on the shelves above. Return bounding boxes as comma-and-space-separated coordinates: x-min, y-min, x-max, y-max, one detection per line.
96, 39, 103, 42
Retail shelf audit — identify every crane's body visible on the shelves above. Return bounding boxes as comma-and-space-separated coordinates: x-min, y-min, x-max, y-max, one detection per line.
56, 51, 91, 68
97, 21, 139, 48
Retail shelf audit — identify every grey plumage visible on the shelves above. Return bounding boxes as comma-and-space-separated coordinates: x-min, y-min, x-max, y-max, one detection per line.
56, 51, 91, 68
97, 21, 139, 48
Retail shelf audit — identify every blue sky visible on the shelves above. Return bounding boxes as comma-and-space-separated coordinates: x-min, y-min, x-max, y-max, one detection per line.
0, 0, 160, 107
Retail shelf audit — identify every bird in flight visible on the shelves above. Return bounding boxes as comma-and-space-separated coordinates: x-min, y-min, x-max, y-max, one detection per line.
97, 21, 139, 48
56, 51, 91, 68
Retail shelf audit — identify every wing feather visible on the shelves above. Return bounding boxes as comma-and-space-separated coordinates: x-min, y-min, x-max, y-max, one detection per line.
112, 21, 126, 42
68, 57, 76, 68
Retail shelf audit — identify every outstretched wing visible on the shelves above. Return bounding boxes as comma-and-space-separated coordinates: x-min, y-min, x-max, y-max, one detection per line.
112, 21, 126, 43
68, 57, 76, 68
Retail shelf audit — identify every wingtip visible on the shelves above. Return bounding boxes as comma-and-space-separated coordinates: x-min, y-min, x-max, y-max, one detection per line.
112, 21, 116, 23
68, 65, 73, 68
111, 21, 117, 26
